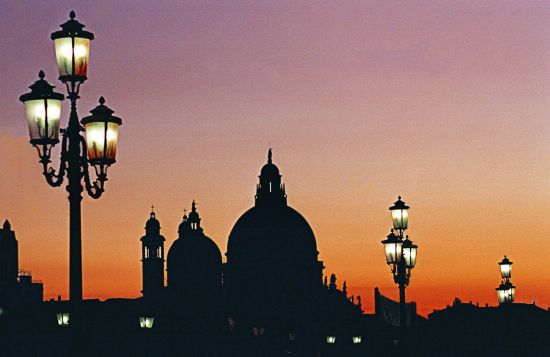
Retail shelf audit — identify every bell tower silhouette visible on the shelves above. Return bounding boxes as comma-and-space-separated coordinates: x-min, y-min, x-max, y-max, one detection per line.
140, 208, 166, 297
0, 220, 18, 305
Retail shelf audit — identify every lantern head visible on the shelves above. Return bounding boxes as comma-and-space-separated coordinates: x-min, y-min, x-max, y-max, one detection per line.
389, 196, 409, 232
496, 281, 515, 304
51, 11, 94, 83
19, 71, 64, 146
382, 230, 402, 265
498, 255, 512, 279
402, 235, 418, 269
81, 97, 122, 167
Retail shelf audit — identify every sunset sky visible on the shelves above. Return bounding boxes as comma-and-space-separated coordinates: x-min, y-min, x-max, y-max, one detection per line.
1, 1, 549, 316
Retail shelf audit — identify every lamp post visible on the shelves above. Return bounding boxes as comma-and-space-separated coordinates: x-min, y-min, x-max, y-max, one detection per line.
381, 196, 418, 338
19, 11, 122, 302
496, 256, 515, 304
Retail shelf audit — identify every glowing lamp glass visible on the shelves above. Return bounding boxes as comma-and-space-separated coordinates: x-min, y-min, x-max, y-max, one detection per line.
53, 37, 91, 80
56, 312, 70, 326
326, 336, 336, 344
497, 288, 506, 304
389, 196, 409, 231
352, 336, 362, 344
382, 232, 402, 264
402, 238, 418, 268
499, 256, 512, 279
23, 99, 62, 145
83, 121, 120, 165
139, 317, 154, 329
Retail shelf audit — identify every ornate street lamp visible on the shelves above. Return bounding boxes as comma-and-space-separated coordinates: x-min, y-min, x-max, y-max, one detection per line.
498, 255, 512, 279
496, 256, 515, 304
382, 196, 418, 336
19, 11, 122, 302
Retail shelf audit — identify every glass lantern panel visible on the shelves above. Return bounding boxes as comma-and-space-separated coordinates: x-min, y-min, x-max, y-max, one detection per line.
24, 99, 62, 143
497, 289, 506, 304
500, 264, 511, 279
326, 336, 336, 344
392, 209, 408, 231
508, 288, 515, 302
84, 121, 120, 163
404, 247, 417, 268
56, 312, 70, 326
384, 241, 402, 264
54, 37, 91, 78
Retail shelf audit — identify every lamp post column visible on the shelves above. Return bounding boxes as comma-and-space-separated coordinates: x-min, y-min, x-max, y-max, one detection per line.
66, 93, 84, 302
398, 262, 407, 334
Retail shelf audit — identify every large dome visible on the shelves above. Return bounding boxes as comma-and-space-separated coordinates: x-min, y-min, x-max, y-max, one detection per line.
227, 204, 318, 265
226, 150, 318, 266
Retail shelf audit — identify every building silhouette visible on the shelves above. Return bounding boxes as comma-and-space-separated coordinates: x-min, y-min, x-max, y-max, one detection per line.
140, 209, 166, 297
1, 150, 548, 356
0, 220, 18, 305
224, 149, 325, 328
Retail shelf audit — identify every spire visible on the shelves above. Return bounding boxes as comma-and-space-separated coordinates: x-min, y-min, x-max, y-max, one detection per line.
188, 200, 201, 231
150, 205, 155, 219
256, 149, 286, 206
3, 219, 11, 230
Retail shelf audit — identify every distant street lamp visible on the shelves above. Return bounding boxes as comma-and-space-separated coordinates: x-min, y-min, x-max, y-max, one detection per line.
56, 312, 70, 326
496, 255, 515, 304
382, 196, 418, 334
19, 11, 122, 302
139, 317, 155, 329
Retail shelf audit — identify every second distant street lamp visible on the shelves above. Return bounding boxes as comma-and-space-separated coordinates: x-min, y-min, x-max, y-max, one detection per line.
19, 11, 122, 302
381, 196, 418, 335
496, 255, 515, 304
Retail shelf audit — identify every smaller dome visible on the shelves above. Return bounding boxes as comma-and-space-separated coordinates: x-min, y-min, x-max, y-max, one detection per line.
261, 162, 280, 177
167, 202, 222, 292
260, 148, 280, 178
145, 211, 160, 231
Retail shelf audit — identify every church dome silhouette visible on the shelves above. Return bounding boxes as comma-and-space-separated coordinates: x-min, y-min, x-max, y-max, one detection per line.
145, 210, 160, 232
167, 201, 222, 291
226, 150, 318, 265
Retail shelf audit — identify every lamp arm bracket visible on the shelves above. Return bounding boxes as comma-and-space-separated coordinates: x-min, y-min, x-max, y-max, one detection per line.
36, 132, 69, 187
80, 135, 106, 199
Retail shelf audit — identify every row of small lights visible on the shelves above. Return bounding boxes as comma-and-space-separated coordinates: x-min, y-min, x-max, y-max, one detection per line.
56, 313, 361, 344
